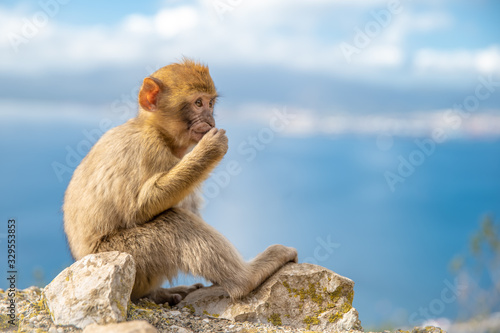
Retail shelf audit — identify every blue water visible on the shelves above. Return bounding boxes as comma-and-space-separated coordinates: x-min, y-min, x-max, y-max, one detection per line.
1, 120, 499, 328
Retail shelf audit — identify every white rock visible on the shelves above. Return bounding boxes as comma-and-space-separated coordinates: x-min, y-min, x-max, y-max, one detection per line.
82, 320, 157, 333
44, 251, 136, 329
169, 310, 182, 316
170, 325, 193, 333
178, 263, 363, 332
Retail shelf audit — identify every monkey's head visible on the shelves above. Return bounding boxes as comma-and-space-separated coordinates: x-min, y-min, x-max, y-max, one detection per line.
138, 58, 218, 149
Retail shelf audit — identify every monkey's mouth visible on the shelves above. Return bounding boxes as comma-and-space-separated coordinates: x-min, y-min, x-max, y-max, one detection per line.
190, 122, 213, 141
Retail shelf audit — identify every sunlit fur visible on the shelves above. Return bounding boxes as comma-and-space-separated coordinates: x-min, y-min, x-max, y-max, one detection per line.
151, 58, 217, 112
63, 59, 297, 305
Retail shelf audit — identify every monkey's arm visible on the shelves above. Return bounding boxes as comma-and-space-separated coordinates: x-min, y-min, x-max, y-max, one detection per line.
136, 129, 227, 222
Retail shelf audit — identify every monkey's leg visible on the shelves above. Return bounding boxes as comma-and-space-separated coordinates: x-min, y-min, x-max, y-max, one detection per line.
246, 244, 298, 292
95, 215, 203, 305
157, 208, 297, 299
96, 208, 296, 302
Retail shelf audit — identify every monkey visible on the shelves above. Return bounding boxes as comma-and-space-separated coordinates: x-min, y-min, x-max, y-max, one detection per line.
63, 58, 298, 305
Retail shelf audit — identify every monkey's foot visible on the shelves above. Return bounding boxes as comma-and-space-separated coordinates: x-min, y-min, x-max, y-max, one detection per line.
266, 244, 299, 264
147, 283, 204, 305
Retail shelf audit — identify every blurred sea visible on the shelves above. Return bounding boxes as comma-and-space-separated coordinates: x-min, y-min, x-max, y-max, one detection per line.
1, 120, 499, 327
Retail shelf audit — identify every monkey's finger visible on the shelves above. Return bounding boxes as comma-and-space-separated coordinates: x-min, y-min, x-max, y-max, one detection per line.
213, 129, 226, 139
207, 127, 218, 136
200, 127, 217, 140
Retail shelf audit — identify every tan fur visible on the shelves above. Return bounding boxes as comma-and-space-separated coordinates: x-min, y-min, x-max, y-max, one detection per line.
63, 59, 297, 305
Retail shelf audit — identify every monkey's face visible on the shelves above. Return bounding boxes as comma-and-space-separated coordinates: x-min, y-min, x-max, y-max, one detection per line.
138, 60, 219, 153
186, 93, 217, 143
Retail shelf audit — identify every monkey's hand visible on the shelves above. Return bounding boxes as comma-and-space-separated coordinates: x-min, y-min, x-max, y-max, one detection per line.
195, 128, 228, 160
137, 128, 228, 221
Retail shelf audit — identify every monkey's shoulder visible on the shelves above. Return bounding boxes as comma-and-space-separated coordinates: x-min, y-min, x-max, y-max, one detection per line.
91, 120, 176, 169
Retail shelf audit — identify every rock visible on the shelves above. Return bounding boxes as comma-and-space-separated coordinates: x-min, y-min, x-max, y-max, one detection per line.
178, 263, 363, 331
169, 310, 182, 316
170, 325, 193, 333
82, 320, 157, 333
44, 251, 136, 329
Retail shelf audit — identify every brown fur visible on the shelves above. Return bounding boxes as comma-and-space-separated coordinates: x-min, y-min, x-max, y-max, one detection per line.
63, 59, 297, 304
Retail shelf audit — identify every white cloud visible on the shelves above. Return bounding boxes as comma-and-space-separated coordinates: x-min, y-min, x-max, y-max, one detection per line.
154, 6, 199, 38
414, 46, 500, 75
407, 12, 451, 32
335, 10, 453, 70
121, 7, 199, 38
0, 99, 110, 124
475, 47, 500, 73
122, 14, 154, 34
355, 45, 404, 67
0, 2, 456, 77
414, 49, 473, 71
3, 96, 499, 139
0, 0, 497, 90
378, 11, 452, 46
227, 104, 500, 139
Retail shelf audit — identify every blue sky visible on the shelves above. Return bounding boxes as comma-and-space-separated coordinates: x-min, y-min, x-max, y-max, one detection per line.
1, 0, 499, 330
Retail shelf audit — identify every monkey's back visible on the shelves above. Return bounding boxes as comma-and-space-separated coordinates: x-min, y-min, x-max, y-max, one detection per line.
63, 119, 179, 259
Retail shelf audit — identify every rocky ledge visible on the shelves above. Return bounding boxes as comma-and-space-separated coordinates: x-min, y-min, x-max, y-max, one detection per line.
0, 251, 446, 333
178, 263, 362, 331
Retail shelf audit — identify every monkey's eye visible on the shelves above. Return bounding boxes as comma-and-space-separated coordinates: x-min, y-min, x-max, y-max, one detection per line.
195, 99, 203, 107
209, 99, 214, 108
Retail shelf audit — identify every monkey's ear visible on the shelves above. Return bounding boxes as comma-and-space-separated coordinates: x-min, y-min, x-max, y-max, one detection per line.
139, 77, 161, 111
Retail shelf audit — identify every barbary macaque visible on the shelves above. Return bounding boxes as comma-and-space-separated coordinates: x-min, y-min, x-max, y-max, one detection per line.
63, 59, 298, 305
